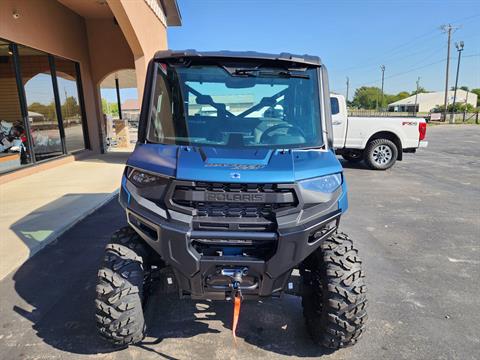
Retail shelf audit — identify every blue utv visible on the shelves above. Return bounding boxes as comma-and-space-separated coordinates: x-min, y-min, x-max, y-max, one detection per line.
95, 50, 367, 350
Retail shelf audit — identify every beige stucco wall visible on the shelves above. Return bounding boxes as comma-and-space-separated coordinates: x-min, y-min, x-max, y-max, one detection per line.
85, 18, 135, 87
107, 0, 168, 100
0, 0, 169, 156
0, 0, 101, 152
85, 18, 136, 148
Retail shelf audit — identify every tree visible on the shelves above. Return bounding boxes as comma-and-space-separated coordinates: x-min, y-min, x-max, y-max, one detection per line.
28, 102, 57, 122
101, 98, 119, 117
450, 85, 470, 91
384, 92, 407, 107
411, 87, 429, 95
393, 91, 410, 102
351, 86, 382, 109
471, 88, 480, 107
396, 91, 411, 99
433, 103, 475, 113
62, 96, 80, 119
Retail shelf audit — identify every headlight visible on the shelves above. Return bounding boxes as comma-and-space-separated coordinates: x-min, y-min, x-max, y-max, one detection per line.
128, 168, 166, 186
299, 173, 342, 193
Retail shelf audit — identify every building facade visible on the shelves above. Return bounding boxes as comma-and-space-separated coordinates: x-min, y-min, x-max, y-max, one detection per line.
0, 0, 181, 176
387, 90, 478, 113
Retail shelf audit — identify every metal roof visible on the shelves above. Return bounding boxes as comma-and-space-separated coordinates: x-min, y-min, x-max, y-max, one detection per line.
153, 50, 322, 66
388, 90, 476, 106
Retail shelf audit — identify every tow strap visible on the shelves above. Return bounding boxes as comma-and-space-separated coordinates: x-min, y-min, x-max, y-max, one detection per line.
232, 290, 242, 343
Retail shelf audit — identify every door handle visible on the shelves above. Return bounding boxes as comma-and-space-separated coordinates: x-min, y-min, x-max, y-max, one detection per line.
332, 121, 342, 125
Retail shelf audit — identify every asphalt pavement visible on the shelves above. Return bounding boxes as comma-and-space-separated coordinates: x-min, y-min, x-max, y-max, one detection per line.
0, 125, 479, 360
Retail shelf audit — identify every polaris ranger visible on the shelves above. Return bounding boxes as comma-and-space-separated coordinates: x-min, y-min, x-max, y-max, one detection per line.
95, 50, 367, 349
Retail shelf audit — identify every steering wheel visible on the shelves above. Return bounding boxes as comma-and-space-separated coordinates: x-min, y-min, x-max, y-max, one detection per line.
260, 124, 306, 144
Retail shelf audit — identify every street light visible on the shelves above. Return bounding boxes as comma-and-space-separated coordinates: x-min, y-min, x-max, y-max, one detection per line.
451, 41, 464, 123
414, 77, 420, 116
380, 65, 385, 111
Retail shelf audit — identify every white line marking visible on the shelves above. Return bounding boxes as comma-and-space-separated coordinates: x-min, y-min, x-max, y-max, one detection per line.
448, 257, 480, 265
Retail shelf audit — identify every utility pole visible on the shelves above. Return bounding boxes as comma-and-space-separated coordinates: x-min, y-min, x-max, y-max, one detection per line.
451, 41, 464, 123
463, 90, 469, 122
414, 77, 420, 116
346, 76, 350, 104
64, 88, 68, 118
441, 24, 459, 122
380, 65, 385, 111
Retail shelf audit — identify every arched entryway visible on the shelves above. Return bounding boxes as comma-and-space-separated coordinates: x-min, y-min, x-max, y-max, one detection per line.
99, 69, 138, 151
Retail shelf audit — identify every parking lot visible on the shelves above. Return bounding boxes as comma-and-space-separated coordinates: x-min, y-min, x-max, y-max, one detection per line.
0, 125, 479, 360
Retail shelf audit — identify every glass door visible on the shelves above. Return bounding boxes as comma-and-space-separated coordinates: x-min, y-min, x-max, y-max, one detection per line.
18, 45, 63, 161
54, 57, 86, 153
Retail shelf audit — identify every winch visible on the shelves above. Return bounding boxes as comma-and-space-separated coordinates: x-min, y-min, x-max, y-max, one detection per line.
220, 267, 248, 342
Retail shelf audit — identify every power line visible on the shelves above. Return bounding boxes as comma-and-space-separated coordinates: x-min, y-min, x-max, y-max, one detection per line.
345, 51, 478, 91
349, 58, 446, 88
340, 29, 439, 70
384, 59, 445, 80
462, 53, 480, 58
343, 42, 444, 73
346, 45, 445, 83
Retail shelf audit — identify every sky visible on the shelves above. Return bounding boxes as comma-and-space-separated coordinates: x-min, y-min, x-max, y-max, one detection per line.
25, 74, 80, 106
101, 88, 138, 105
167, 0, 480, 101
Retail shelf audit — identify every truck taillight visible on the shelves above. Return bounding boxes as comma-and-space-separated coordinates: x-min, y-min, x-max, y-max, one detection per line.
419, 122, 426, 141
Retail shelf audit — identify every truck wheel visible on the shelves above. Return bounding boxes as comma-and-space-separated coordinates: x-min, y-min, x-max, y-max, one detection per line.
341, 151, 363, 163
95, 226, 149, 346
364, 138, 398, 170
300, 232, 367, 349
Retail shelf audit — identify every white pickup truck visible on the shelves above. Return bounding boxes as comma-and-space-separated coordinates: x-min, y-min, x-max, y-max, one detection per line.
331, 94, 428, 170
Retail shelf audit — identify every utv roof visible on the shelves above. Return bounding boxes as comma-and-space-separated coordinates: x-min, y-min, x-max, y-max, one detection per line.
153, 50, 322, 66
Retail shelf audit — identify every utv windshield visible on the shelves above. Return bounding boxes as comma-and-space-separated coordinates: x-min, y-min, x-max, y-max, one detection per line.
147, 61, 322, 148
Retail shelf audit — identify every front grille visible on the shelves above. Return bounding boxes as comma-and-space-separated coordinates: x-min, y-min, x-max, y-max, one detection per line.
171, 181, 297, 221
196, 204, 274, 218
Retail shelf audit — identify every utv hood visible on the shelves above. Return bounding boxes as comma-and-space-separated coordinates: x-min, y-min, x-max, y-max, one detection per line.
127, 144, 342, 183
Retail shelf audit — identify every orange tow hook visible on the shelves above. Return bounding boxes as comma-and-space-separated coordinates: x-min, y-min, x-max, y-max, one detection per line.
232, 288, 242, 343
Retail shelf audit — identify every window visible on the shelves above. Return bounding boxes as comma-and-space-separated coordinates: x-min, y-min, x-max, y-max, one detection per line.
55, 57, 86, 152
148, 69, 174, 142
330, 97, 340, 115
0, 38, 88, 173
148, 63, 322, 148
0, 41, 33, 172
18, 45, 63, 161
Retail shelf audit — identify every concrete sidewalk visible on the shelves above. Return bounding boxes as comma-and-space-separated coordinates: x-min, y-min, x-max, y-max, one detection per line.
0, 152, 129, 280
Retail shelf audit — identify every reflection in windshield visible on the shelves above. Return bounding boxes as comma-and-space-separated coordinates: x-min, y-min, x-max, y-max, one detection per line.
147, 64, 322, 148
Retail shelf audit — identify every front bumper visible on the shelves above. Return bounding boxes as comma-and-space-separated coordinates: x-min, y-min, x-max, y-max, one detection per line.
121, 177, 344, 299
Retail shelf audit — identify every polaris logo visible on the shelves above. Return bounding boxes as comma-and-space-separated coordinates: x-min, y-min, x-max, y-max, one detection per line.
205, 192, 266, 203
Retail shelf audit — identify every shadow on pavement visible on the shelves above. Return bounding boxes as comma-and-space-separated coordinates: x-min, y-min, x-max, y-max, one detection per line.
338, 158, 372, 171
77, 151, 131, 165
141, 290, 331, 358
11, 200, 127, 355
11, 200, 330, 358
10, 193, 112, 255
